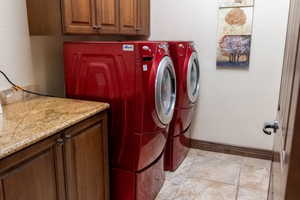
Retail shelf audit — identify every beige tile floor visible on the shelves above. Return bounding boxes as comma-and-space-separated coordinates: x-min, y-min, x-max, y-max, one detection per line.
156, 149, 271, 200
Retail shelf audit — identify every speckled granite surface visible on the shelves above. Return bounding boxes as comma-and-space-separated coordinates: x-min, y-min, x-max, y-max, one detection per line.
0, 97, 109, 160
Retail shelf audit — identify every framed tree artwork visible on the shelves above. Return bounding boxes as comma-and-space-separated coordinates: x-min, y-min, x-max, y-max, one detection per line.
219, 0, 254, 8
217, 0, 255, 68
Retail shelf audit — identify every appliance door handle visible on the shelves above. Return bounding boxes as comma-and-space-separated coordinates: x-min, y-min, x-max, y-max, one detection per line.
263, 120, 279, 135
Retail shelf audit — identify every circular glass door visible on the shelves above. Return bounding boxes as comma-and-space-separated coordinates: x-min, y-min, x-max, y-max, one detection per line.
187, 52, 200, 103
155, 56, 177, 125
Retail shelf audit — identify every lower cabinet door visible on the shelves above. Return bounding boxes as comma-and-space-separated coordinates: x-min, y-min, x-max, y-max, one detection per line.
64, 113, 109, 200
0, 141, 65, 200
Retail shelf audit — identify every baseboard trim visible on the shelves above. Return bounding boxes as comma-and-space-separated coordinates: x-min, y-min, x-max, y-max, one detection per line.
190, 139, 273, 161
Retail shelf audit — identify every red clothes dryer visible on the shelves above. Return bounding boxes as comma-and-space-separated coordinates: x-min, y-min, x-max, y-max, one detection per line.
164, 41, 200, 171
64, 41, 177, 200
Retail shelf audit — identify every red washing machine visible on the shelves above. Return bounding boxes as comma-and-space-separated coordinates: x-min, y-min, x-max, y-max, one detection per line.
64, 41, 177, 200
164, 41, 200, 171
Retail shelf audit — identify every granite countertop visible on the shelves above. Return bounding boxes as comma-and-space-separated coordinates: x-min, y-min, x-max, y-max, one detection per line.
0, 97, 109, 160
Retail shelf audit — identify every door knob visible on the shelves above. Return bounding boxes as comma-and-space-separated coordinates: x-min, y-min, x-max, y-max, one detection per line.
263, 120, 279, 135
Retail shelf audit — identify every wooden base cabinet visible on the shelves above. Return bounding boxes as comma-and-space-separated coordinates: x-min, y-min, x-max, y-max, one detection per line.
64, 113, 109, 200
0, 112, 109, 200
0, 136, 66, 200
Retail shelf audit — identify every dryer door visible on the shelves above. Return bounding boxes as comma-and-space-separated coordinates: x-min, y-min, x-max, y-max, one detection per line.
155, 56, 177, 125
187, 52, 200, 103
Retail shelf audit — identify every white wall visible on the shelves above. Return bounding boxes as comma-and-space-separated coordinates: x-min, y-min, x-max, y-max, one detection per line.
30, 36, 65, 97
0, 1, 35, 91
0, 1, 65, 97
150, 0, 290, 150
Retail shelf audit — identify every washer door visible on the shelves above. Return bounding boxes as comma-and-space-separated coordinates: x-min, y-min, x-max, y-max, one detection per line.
155, 56, 177, 125
187, 52, 200, 103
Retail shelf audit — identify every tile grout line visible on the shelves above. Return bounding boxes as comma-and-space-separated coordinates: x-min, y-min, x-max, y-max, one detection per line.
235, 163, 242, 200
199, 177, 238, 186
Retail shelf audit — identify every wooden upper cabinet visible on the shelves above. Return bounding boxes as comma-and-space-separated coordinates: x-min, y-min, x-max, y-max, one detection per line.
120, 0, 137, 34
26, 0, 62, 35
96, 0, 119, 34
63, 0, 119, 34
136, 0, 150, 36
27, 0, 149, 36
119, 0, 150, 35
62, 0, 97, 34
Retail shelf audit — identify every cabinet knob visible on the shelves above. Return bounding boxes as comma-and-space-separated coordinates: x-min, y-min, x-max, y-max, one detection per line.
57, 138, 64, 145
65, 134, 72, 139
135, 27, 141, 31
93, 25, 102, 30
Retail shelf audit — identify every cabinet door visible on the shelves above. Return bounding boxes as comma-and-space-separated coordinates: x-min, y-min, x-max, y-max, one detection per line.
0, 182, 3, 200
95, 0, 119, 34
136, 0, 150, 36
0, 137, 65, 200
119, 0, 138, 34
64, 113, 109, 200
62, 0, 98, 34
120, 0, 150, 35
